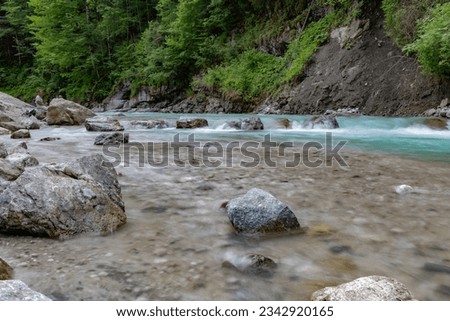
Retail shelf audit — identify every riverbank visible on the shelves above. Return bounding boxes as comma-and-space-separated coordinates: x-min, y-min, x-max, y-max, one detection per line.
1, 124, 449, 300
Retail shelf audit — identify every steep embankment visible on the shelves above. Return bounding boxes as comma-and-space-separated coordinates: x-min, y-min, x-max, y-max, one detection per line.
264, 17, 450, 116
103, 2, 449, 116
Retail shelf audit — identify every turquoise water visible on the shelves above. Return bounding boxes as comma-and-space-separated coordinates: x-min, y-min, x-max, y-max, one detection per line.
114, 113, 450, 163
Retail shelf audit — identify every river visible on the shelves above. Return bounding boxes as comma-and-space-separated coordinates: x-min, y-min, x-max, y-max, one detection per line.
0, 113, 449, 300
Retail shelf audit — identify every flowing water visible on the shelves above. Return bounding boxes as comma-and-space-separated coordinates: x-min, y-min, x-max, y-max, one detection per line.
1, 113, 450, 301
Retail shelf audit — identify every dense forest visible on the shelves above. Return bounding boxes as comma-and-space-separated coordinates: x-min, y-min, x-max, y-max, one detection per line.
0, 0, 448, 104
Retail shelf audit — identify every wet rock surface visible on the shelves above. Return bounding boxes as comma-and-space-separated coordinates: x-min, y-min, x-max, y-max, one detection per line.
130, 120, 169, 129
226, 188, 301, 234
10, 129, 31, 139
222, 253, 277, 277
176, 118, 208, 129
311, 276, 415, 301
303, 115, 340, 129
226, 117, 264, 130
85, 117, 124, 132
94, 133, 129, 145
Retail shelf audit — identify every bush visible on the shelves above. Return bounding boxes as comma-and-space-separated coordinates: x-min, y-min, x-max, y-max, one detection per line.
404, 3, 450, 77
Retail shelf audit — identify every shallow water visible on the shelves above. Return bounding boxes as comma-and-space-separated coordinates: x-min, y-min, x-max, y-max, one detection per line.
1, 114, 450, 300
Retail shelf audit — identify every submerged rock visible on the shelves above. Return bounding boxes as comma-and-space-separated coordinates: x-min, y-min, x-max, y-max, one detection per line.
0, 280, 51, 301
311, 275, 415, 301
47, 98, 96, 126
423, 263, 450, 274
0, 258, 13, 280
222, 253, 277, 277
422, 117, 448, 130
0, 154, 126, 239
94, 133, 129, 145
176, 118, 208, 129
226, 117, 264, 130
303, 115, 340, 129
226, 188, 301, 234
85, 117, 124, 132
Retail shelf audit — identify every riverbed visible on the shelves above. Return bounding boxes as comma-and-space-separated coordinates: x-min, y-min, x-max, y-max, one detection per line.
1, 114, 449, 300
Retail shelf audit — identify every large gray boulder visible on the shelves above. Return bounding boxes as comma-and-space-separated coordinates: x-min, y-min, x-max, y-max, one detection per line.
0, 280, 51, 301
226, 117, 264, 130
85, 117, 124, 132
47, 98, 96, 126
311, 276, 415, 301
226, 188, 301, 234
0, 154, 126, 239
0, 258, 13, 280
303, 115, 340, 129
0, 92, 32, 122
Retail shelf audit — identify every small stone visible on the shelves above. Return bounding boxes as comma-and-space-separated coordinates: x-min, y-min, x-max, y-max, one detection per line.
395, 184, 413, 195
329, 245, 352, 254
176, 118, 208, 129
223, 253, 277, 277
40, 137, 61, 142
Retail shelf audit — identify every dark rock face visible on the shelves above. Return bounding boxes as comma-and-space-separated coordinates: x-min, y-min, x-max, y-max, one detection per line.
226, 117, 264, 130
0, 280, 51, 301
176, 118, 208, 129
226, 188, 301, 234
47, 98, 96, 126
0, 154, 126, 239
94, 133, 129, 145
0, 258, 13, 280
85, 117, 124, 132
311, 275, 415, 301
303, 115, 339, 129
129, 120, 169, 129
10, 129, 31, 139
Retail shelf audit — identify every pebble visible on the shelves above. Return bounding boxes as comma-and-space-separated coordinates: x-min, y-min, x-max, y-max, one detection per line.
395, 184, 414, 195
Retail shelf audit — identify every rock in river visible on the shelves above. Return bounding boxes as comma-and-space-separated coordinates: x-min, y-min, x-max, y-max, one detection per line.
176, 118, 208, 129
226, 188, 301, 234
10, 129, 31, 139
0, 280, 51, 301
85, 117, 124, 132
303, 115, 340, 129
226, 117, 264, 130
311, 275, 415, 301
0, 154, 126, 239
94, 133, 129, 145
47, 98, 96, 126
222, 253, 277, 277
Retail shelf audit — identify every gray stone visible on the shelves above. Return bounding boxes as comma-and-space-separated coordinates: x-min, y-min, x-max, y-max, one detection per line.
176, 118, 208, 129
10, 129, 31, 139
0, 128, 10, 136
0, 122, 22, 132
0, 144, 6, 158
311, 275, 415, 301
331, 19, 370, 49
226, 117, 264, 130
5, 153, 39, 169
0, 280, 51, 301
94, 133, 129, 145
40, 137, 61, 142
130, 119, 169, 129
85, 117, 124, 132
0, 258, 13, 280
19, 116, 41, 130
0, 154, 126, 239
303, 115, 340, 129
226, 188, 301, 234
422, 117, 448, 130
47, 98, 96, 126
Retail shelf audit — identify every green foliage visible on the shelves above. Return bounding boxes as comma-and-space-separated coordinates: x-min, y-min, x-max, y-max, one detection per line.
381, 0, 445, 47
285, 12, 339, 81
404, 3, 450, 78
201, 49, 285, 102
